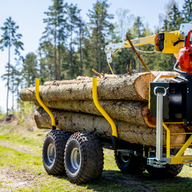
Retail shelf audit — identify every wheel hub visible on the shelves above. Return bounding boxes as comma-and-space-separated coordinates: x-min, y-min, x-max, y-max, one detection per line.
47, 143, 55, 164
120, 156, 130, 163
70, 147, 80, 171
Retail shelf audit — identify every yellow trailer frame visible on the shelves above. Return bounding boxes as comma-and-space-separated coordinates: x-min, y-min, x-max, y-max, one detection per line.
163, 122, 192, 164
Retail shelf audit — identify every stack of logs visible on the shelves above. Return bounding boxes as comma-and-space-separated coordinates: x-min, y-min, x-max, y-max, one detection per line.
19, 72, 187, 147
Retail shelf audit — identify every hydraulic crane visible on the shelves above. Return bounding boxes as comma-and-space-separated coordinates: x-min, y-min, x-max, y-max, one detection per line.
105, 22, 192, 168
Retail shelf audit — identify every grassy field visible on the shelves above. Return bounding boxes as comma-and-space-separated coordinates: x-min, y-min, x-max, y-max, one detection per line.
0, 116, 192, 191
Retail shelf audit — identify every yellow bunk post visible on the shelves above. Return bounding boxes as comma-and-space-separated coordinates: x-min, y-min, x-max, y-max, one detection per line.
92, 77, 118, 150
35, 78, 56, 130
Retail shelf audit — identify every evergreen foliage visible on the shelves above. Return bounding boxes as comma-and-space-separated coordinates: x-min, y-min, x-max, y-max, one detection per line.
1, 0, 192, 113
0, 17, 24, 115
183, 0, 192, 22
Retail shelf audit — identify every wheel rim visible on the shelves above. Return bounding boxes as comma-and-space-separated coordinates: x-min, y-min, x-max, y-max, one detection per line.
47, 143, 55, 164
120, 156, 130, 163
70, 147, 80, 171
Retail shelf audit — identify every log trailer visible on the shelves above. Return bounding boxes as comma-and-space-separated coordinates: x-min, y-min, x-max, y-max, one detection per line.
32, 23, 192, 184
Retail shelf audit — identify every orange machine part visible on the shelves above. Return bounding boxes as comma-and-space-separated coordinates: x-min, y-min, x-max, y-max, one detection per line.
178, 30, 192, 72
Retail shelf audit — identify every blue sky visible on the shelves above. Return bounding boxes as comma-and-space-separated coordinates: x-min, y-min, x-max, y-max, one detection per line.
0, 0, 184, 112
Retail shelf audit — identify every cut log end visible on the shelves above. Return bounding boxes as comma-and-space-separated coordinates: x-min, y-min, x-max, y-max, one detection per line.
134, 73, 155, 100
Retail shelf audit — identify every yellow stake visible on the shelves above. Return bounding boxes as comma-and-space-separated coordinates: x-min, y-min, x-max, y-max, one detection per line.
92, 77, 118, 137
35, 78, 56, 127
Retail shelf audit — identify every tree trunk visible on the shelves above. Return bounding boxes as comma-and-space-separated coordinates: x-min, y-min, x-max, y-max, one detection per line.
57, 35, 61, 80
34, 107, 186, 148
69, 22, 73, 80
20, 72, 155, 102
6, 42, 10, 116
33, 100, 156, 128
79, 23, 83, 76
99, 22, 101, 73
54, 30, 57, 80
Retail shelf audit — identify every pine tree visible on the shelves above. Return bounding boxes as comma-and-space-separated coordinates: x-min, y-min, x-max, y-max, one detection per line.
167, 4, 184, 31
22, 52, 39, 87
132, 16, 144, 38
87, 0, 114, 73
0, 17, 24, 116
42, 0, 67, 80
67, 3, 81, 79
10, 63, 22, 112
183, 0, 192, 22
76, 17, 85, 76
38, 40, 55, 81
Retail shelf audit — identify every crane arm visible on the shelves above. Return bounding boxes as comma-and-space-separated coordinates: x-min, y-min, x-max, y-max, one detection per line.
105, 35, 155, 63
105, 23, 192, 63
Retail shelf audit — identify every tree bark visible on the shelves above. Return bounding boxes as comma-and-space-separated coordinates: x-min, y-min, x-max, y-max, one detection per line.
57, 36, 61, 80
6, 41, 10, 116
34, 107, 186, 147
54, 29, 57, 80
43, 74, 121, 86
33, 100, 156, 128
20, 72, 155, 102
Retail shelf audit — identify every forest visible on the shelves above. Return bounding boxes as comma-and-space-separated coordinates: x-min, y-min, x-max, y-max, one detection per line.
0, 0, 192, 116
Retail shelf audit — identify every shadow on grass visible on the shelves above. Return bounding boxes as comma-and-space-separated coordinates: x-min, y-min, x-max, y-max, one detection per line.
53, 169, 192, 192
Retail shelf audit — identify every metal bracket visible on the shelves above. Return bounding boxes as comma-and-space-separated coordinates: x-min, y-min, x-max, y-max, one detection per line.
147, 86, 168, 166
147, 157, 170, 168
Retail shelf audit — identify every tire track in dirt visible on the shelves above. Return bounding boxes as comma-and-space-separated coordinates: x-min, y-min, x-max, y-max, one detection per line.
0, 141, 43, 191
0, 140, 41, 156
0, 167, 44, 191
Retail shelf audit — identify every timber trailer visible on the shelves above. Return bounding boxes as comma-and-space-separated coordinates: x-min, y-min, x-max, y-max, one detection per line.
34, 23, 192, 184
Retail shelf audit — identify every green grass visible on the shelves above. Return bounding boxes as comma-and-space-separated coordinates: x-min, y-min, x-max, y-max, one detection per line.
0, 146, 43, 174
0, 122, 49, 154
1, 120, 192, 191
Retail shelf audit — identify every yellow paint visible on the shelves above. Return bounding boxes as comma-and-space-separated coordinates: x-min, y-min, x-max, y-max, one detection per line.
170, 132, 192, 135
124, 35, 155, 48
176, 135, 192, 157
35, 78, 56, 127
107, 62, 114, 74
164, 122, 184, 124
92, 77, 118, 137
148, 86, 151, 109
155, 31, 184, 54
170, 155, 192, 164
163, 123, 170, 158
160, 75, 178, 78
163, 122, 192, 164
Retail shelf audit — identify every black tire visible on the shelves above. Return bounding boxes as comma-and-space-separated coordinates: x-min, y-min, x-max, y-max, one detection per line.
115, 154, 146, 174
147, 149, 183, 179
147, 164, 183, 179
42, 129, 71, 175
64, 132, 104, 184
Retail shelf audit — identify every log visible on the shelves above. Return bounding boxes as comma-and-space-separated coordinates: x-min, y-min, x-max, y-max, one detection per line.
43, 74, 120, 86
43, 71, 178, 86
34, 107, 186, 147
33, 100, 156, 128
20, 72, 155, 102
